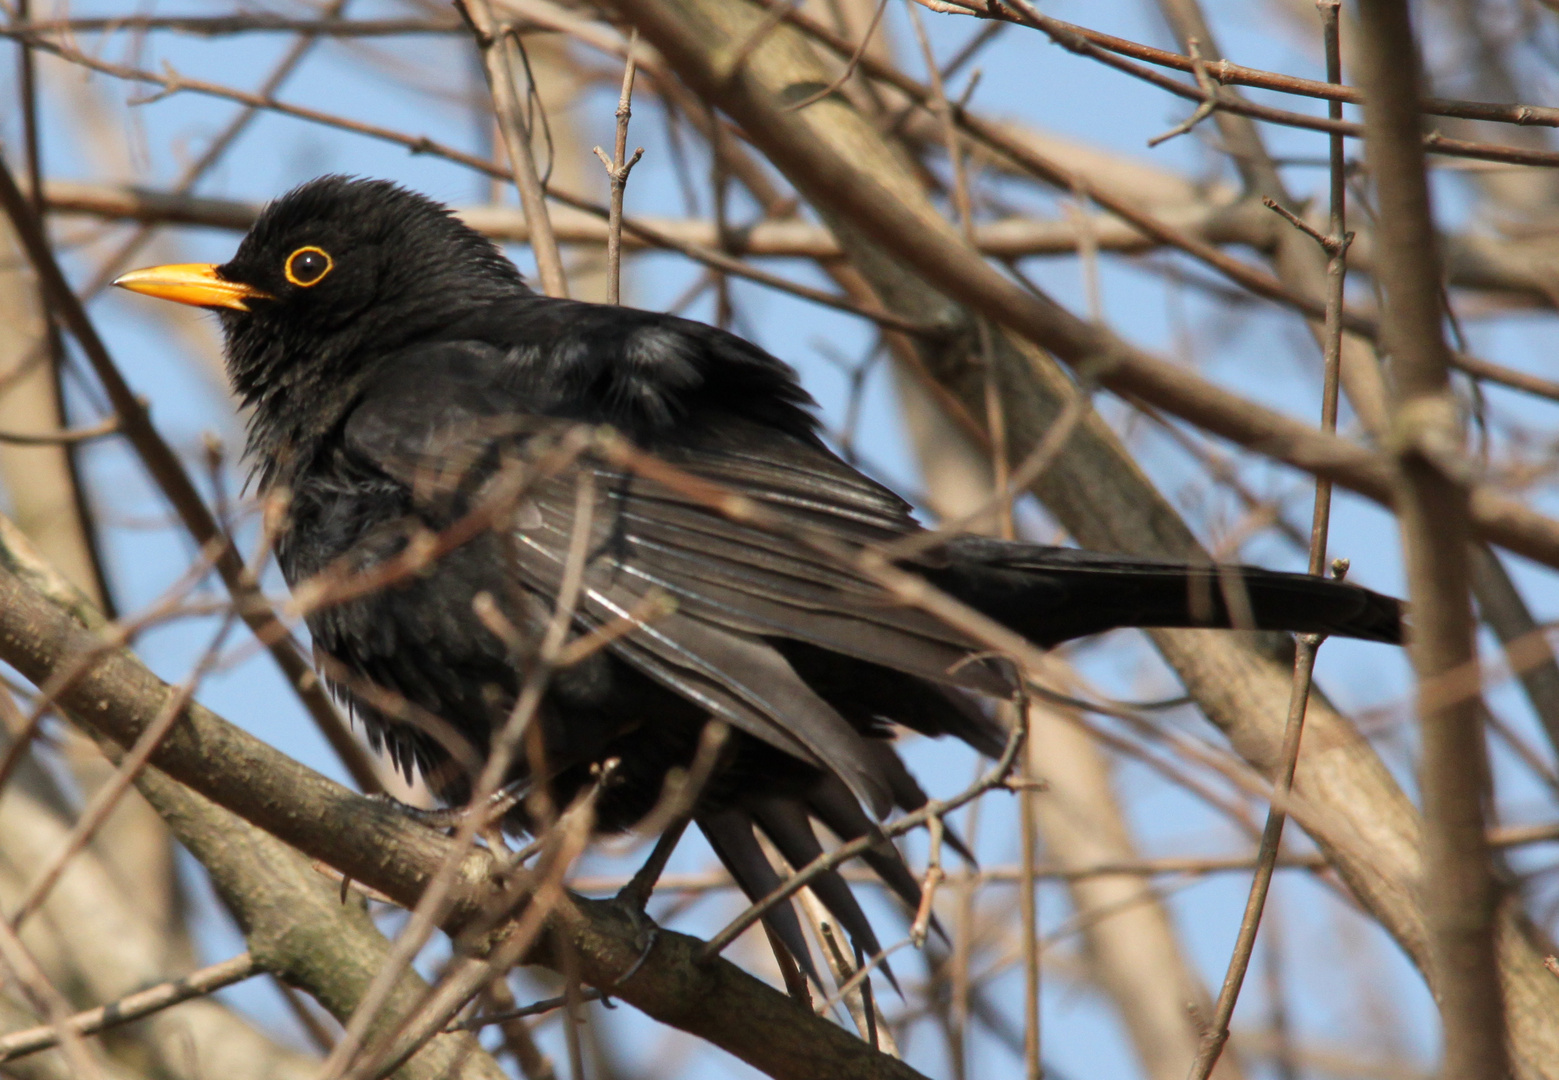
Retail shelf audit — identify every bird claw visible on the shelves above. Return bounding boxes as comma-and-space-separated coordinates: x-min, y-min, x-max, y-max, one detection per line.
601, 892, 661, 999
592, 819, 686, 998
367, 781, 526, 833
366, 792, 463, 831
612, 924, 659, 992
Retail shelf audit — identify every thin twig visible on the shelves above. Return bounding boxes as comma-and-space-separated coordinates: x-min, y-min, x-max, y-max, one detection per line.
1018, 698, 1041, 1079
8, 15, 466, 36
781, 0, 888, 113
906, 3, 972, 241
471, 978, 556, 1079
1146, 38, 1218, 147
11, 0, 116, 621
1184, 639, 1318, 1079
799, 894, 899, 1055
0, 953, 259, 1061
0, 413, 120, 445
1186, 12, 1350, 1073
446, 989, 604, 1032
593, 30, 643, 305
815, 939, 909, 1021
949, 777, 980, 1080
460, 0, 569, 298
909, 816, 945, 948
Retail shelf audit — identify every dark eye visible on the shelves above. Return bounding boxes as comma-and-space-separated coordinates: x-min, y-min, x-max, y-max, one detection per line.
285, 246, 333, 287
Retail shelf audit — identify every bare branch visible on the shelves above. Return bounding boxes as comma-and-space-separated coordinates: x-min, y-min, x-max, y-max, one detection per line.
0, 415, 120, 445
0, 953, 259, 1062
593, 30, 644, 305
1357, 2, 1507, 1076
879, 0, 1559, 167
1027, 11, 1559, 131
460, 0, 571, 298
7, 14, 467, 36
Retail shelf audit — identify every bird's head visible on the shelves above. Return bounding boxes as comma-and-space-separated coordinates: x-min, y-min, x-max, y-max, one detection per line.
115, 175, 529, 406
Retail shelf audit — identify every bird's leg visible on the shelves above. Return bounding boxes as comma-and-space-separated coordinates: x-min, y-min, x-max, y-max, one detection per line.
599, 818, 688, 995
616, 816, 691, 913
369, 780, 527, 832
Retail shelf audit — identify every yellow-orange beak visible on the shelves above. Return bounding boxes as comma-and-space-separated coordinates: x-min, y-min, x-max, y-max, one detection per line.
113, 263, 271, 312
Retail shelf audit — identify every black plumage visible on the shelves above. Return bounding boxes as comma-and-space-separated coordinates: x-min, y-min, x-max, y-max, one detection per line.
116, 176, 1404, 982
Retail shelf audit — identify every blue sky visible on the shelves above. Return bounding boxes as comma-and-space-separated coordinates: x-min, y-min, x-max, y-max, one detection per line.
10, 1, 1559, 1076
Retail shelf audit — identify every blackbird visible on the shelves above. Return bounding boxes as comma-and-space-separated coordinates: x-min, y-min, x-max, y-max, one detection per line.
117, 176, 1403, 978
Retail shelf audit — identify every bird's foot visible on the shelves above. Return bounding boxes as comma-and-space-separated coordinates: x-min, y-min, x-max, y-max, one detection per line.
591, 818, 688, 995
367, 792, 464, 831
368, 782, 527, 833
611, 924, 660, 992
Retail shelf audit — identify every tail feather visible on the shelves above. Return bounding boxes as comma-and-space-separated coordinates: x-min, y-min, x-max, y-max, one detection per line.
688, 539, 1407, 994
860, 741, 978, 865
806, 774, 950, 945
925, 537, 1404, 647
752, 798, 901, 994
698, 809, 821, 987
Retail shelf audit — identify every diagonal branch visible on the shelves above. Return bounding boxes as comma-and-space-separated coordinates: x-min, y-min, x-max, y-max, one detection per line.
0, 953, 260, 1063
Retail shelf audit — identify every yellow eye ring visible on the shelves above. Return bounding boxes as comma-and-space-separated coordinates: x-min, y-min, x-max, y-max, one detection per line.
284, 246, 333, 287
